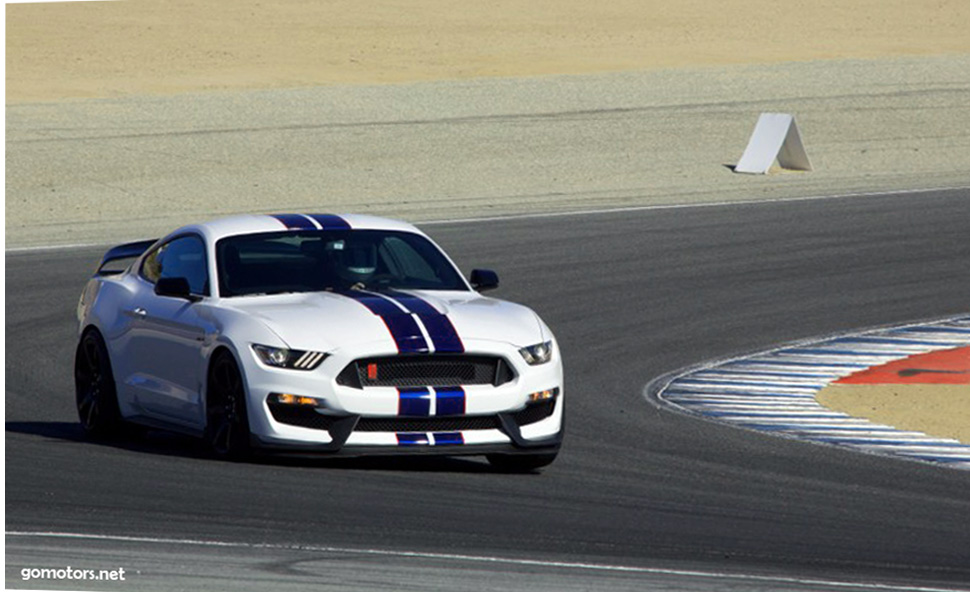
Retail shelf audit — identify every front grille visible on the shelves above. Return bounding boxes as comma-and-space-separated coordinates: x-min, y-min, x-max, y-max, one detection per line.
337, 355, 514, 389
355, 416, 501, 432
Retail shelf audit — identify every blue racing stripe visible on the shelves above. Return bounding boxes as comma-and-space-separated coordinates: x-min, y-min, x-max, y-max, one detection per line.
700, 370, 836, 379
386, 291, 464, 353
727, 360, 869, 368
270, 213, 316, 230
904, 456, 970, 463
898, 327, 970, 334
308, 214, 352, 230
701, 412, 844, 419
435, 387, 466, 416
340, 291, 430, 353
398, 387, 431, 417
676, 379, 819, 389
831, 337, 956, 347
664, 389, 814, 399
433, 432, 464, 446
784, 348, 903, 357
397, 433, 430, 446
739, 424, 898, 431
809, 438, 970, 447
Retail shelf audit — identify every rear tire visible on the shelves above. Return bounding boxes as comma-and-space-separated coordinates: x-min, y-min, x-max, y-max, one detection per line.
204, 351, 252, 460
74, 329, 123, 438
486, 451, 558, 472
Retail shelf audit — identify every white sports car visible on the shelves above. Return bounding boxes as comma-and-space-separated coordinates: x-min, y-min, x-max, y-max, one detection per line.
75, 214, 563, 470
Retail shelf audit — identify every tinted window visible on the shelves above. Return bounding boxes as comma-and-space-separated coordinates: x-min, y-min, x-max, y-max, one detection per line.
216, 230, 467, 297
141, 235, 209, 296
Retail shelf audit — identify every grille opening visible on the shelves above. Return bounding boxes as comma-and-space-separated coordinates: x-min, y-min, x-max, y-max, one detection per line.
267, 404, 341, 431
510, 399, 556, 426
268, 399, 557, 432
337, 355, 514, 389
355, 416, 502, 432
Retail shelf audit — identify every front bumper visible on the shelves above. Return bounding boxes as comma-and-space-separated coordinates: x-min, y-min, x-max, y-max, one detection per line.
237, 339, 564, 456
250, 413, 563, 457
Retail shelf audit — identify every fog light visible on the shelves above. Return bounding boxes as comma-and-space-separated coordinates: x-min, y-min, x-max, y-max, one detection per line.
527, 387, 560, 404
271, 393, 321, 406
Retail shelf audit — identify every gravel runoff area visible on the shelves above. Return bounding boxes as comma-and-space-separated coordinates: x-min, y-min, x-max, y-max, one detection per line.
5, 0, 969, 448
6, 0, 970, 248
6, 55, 970, 248
820, 385, 970, 444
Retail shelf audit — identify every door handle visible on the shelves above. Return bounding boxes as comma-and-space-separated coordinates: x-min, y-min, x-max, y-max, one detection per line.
128, 307, 148, 318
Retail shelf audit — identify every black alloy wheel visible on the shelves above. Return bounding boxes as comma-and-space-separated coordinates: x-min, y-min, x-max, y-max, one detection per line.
74, 329, 122, 438
205, 352, 252, 460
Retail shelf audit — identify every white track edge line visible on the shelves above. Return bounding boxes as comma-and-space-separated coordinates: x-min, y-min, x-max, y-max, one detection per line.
417, 185, 970, 226
6, 531, 968, 592
6, 185, 969, 254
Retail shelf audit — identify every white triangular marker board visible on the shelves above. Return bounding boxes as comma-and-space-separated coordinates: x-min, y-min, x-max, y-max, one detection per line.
735, 113, 813, 174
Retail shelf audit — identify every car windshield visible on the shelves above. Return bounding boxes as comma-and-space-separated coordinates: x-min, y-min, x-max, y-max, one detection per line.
216, 230, 468, 297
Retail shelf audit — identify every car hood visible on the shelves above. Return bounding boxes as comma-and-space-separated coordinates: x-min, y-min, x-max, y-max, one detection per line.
219, 290, 545, 354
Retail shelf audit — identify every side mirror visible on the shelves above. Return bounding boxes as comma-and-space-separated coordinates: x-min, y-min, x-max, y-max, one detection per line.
470, 269, 499, 292
155, 276, 200, 301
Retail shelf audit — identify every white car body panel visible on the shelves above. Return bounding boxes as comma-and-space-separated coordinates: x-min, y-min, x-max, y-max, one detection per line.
77, 213, 563, 458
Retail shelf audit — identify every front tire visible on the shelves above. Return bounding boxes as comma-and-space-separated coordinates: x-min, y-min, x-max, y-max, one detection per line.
74, 329, 122, 438
204, 351, 251, 460
486, 451, 558, 472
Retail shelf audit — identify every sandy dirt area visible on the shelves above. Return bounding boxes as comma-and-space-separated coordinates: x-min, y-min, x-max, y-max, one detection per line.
6, 0, 970, 449
7, 0, 970, 102
818, 346, 970, 445
817, 384, 970, 444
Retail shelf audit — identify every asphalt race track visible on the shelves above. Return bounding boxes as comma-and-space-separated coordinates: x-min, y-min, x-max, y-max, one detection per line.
6, 189, 970, 591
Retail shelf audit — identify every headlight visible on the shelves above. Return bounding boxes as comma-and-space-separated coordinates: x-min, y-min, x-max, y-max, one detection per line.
519, 341, 553, 365
252, 344, 328, 370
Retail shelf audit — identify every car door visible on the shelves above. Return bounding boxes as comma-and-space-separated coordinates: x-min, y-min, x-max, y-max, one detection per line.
125, 234, 214, 428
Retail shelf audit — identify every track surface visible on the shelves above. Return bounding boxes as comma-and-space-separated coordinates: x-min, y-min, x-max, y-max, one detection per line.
6, 190, 970, 590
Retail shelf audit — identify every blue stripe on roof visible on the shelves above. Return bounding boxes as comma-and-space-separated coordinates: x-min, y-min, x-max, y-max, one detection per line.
308, 214, 352, 230
270, 214, 316, 230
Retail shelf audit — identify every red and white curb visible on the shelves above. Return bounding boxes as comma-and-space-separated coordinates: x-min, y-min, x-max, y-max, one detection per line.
646, 315, 970, 469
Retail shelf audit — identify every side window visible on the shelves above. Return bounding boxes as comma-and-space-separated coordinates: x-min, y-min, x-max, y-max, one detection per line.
141, 236, 209, 296
141, 246, 164, 284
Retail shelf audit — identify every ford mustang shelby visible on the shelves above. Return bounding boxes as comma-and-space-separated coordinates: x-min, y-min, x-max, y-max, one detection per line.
75, 214, 563, 469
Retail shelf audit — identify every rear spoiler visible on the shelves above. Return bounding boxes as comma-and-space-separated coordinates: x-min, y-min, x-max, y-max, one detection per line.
96, 239, 158, 276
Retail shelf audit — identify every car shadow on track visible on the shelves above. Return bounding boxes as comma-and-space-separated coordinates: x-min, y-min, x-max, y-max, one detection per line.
5, 421, 534, 474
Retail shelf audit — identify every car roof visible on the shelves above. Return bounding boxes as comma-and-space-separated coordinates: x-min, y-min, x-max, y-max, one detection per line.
166, 213, 427, 244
